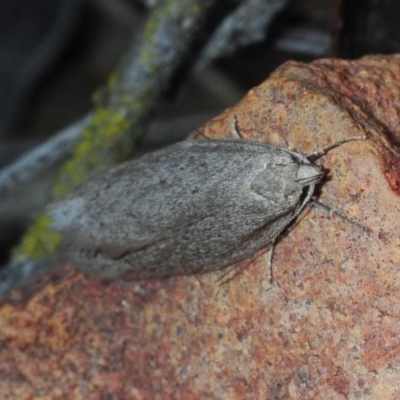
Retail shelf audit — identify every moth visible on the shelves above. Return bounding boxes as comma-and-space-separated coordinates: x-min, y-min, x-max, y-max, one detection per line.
49, 134, 365, 280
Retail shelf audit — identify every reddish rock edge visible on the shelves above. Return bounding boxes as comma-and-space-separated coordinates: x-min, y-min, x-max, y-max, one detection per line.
2, 55, 400, 400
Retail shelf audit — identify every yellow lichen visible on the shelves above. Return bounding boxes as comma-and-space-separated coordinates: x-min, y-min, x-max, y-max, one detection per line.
14, 215, 62, 260
52, 108, 132, 198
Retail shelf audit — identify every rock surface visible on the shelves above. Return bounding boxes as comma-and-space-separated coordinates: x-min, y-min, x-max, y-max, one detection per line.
2, 55, 400, 399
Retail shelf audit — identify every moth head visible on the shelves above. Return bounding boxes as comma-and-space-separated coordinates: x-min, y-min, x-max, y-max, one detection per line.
296, 163, 324, 186
250, 162, 323, 206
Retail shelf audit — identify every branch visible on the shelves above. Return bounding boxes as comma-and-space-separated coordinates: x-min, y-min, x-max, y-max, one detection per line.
196, 0, 290, 70
0, 115, 90, 199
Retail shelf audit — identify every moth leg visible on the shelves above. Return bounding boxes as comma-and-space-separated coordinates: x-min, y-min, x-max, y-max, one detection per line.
230, 115, 245, 139
266, 240, 277, 284
307, 135, 367, 161
194, 127, 211, 140
216, 243, 275, 285
310, 199, 371, 233
216, 261, 246, 285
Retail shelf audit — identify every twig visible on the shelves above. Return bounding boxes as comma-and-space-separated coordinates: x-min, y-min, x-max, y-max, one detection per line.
196, 0, 290, 70
0, 115, 90, 199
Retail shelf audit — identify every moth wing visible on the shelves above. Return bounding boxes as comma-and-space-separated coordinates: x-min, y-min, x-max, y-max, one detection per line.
52, 140, 297, 265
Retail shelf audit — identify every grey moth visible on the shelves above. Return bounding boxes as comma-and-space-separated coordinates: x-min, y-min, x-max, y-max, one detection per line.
50, 135, 364, 280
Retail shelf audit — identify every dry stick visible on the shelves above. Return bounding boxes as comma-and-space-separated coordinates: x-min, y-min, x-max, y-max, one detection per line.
196, 0, 290, 70
0, 115, 91, 199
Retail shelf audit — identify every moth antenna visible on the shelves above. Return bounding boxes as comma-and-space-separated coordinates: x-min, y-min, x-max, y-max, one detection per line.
307, 135, 367, 161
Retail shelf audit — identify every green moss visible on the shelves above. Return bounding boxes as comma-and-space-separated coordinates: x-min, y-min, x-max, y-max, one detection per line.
14, 215, 62, 260
52, 107, 132, 198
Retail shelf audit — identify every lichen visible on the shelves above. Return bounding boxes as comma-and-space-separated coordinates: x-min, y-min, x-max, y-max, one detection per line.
52, 107, 133, 198
14, 215, 62, 260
